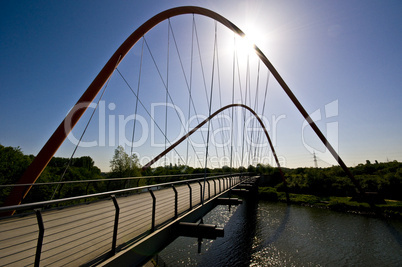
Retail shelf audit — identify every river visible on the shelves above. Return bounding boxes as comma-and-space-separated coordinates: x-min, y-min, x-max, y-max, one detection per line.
159, 199, 402, 266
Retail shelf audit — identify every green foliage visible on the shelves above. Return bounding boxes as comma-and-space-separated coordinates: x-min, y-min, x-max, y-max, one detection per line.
258, 187, 278, 201
0, 145, 32, 205
259, 186, 402, 218
109, 146, 141, 178
2, 142, 401, 207
260, 161, 402, 200
25, 155, 104, 202
0, 144, 104, 204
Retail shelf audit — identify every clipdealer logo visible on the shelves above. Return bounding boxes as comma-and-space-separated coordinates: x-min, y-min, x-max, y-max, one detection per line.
301, 100, 339, 165
64, 101, 288, 167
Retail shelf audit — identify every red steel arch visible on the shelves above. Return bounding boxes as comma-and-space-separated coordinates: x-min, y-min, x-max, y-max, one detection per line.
4, 6, 360, 213
142, 104, 285, 175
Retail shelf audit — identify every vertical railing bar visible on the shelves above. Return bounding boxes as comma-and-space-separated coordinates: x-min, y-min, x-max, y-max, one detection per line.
218, 178, 221, 193
172, 185, 178, 218
213, 179, 216, 196
110, 195, 119, 256
85, 182, 91, 196
197, 181, 202, 205
34, 209, 44, 267
206, 180, 210, 200
186, 182, 192, 210
149, 189, 156, 232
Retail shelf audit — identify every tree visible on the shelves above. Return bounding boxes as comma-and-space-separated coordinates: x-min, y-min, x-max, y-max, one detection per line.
0, 145, 32, 204
109, 146, 141, 178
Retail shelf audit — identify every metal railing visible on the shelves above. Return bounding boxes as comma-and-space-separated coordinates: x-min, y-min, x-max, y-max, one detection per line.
0, 173, 251, 267
0, 172, 233, 202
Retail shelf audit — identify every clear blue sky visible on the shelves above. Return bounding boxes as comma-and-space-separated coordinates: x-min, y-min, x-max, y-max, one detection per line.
1, 0, 401, 171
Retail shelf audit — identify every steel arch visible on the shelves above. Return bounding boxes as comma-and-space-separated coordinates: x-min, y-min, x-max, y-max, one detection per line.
143, 104, 284, 174
4, 6, 359, 213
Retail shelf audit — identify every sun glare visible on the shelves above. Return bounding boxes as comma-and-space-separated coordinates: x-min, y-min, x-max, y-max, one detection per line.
237, 35, 256, 54
234, 25, 266, 58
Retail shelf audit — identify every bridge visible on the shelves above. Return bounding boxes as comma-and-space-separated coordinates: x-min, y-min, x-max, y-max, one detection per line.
0, 173, 258, 266
0, 6, 368, 266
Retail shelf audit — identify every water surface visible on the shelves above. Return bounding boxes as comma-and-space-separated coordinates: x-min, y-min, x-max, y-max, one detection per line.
159, 200, 402, 266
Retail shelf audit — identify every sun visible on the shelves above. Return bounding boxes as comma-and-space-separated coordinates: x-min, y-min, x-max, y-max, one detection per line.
234, 25, 267, 58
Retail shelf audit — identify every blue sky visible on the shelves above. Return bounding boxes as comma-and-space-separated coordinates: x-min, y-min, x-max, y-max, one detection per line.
1, 0, 401, 171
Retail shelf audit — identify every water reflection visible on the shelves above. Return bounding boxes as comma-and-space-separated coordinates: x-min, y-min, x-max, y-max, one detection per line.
159, 201, 402, 266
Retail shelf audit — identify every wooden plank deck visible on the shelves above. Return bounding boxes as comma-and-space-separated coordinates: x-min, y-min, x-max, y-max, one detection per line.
0, 177, 239, 266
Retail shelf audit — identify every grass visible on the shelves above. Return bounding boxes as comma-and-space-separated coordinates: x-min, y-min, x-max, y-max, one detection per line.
259, 186, 402, 219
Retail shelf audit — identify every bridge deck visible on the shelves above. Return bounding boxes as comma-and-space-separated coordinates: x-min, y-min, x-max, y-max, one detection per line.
0, 177, 239, 266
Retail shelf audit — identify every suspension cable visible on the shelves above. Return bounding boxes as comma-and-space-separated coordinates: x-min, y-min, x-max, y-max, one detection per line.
116, 68, 187, 166
250, 60, 261, 164
215, 25, 229, 160
202, 21, 217, 204
256, 69, 271, 163
130, 38, 145, 156
143, 36, 203, 167
193, 17, 221, 168
186, 15, 195, 166
49, 55, 122, 200
168, 17, 207, 165
165, 20, 170, 167
230, 33, 236, 171
241, 54, 250, 167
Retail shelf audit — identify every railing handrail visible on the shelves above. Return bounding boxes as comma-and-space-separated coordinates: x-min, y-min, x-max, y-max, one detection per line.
0, 173, 249, 213
0, 172, 234, 188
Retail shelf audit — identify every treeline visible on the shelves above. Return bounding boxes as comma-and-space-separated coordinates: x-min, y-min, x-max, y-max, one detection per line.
2, 143, 401, 204
0, 144, 247, 204
256, 161, 402, 200
0, 144, 105, 204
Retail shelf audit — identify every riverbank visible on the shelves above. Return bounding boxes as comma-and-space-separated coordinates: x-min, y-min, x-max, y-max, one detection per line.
258, 186, 402, 219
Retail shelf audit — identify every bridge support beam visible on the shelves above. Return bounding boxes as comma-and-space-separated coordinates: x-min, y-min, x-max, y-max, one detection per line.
216, 198, 243, 206
177, 222, 224, 240
230, 188, 250, 196
98, 188, 234, 267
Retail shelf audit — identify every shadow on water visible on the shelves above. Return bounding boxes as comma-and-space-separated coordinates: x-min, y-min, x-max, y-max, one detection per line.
255, 204, 290, 250
198, 197, 259, 267
385, 219, 402, 248
196, 199, 291, 266
160, 200, 402, 266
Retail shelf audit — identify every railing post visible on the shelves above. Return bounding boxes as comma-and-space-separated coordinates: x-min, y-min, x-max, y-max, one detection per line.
110, 195, 119, 256
149, 189, 156, 232
55, 183, 64, 201
186, 182, 192, 210
218, 178, 221, 193
172, 185, 178, 218
85, 182, 92, 196
206, 180, 210, 200
213, 179, 216, 196
197, 181, 203, 204
34, 209, 45, 267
